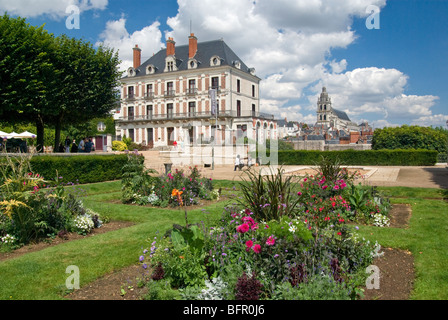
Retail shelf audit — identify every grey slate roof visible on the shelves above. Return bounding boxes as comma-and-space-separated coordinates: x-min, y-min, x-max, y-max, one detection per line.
277, 120, 295, 128
126, 39, 258, 79
307, 134, 325, 141
332, 108, 351, 122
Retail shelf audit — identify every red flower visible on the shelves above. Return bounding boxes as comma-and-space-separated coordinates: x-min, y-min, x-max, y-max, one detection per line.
245, 240, 253, 251
252, 244, 261, 254
337, 232, 342, 236
237, 223, 250, 233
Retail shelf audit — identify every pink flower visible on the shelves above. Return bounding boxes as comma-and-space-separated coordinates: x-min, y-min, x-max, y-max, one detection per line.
252, 244, 261, 253
297, 192, 302, 196
266, 236, 275, 246
333, 185, 340, 190
251, 223, 259, 231
242, 216, 255, 226
237, 223, 250, 233
245, 240, 253, 251
322, 185, 328, 190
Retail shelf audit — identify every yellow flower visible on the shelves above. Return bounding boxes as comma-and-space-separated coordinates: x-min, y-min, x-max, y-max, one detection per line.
0, 199, 30, 219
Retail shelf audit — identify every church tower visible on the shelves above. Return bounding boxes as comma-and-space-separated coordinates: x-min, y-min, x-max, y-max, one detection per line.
317, 87, 331, 127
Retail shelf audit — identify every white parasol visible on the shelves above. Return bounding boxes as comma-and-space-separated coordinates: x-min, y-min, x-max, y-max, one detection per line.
14, 131, 37, 139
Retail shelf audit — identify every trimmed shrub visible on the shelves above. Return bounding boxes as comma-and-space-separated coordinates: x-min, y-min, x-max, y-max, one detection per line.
277, 149, 438, 166
25, 154, 128, 184
112, 141, 127, 151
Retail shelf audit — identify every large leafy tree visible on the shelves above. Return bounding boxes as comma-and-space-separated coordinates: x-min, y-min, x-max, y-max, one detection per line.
0, 14, 60, 151
0, 14, 122, 152
51, 35, 121, 150
372, 125, 448, 155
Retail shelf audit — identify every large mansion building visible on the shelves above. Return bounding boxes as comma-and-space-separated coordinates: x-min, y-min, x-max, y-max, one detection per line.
115, 34, 277, 149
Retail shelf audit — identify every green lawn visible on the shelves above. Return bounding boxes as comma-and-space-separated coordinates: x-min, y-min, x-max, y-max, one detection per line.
0, 181, 447, 300
356, 186, 448, 299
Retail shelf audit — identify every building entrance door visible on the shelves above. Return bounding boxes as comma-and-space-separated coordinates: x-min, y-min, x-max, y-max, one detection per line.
167, 127, 174, 146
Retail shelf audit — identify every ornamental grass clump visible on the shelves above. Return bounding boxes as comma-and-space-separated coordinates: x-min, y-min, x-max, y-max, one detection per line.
237, 166, 301, 221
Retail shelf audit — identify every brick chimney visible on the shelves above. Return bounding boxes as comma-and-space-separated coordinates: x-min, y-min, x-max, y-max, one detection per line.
189, 33, 198, 59
167, 37, 176, 56
133, 44, 141, 69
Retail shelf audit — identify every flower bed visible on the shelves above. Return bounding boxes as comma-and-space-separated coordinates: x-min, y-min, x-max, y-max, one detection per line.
137, 159, 391, 300
121, 153, 219, 208
0, 154, 107, 250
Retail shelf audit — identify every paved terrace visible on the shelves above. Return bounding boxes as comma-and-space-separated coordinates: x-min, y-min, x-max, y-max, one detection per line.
139, 151, 448, 189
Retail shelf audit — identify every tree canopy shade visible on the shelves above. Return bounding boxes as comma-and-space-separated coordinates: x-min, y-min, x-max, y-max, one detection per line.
0, 13, 122, 152
372, 125, 448, 155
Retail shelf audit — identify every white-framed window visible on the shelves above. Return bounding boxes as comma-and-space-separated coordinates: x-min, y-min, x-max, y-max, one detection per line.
146, 64, 156, 75
97, 122, 106, 132
210, 55, 221, 67
165, 56, 177, 72
127, 67, 136, 77
188, 59, 198, 70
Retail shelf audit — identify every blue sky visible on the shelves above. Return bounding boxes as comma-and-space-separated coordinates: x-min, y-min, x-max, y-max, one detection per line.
1, 0, 447, 128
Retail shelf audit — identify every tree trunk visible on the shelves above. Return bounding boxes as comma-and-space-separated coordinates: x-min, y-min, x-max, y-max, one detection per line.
53, 113, 64, 153
36, 115, 45, 153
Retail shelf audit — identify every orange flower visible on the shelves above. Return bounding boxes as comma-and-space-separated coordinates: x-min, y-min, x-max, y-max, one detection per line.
172, 189, 183, 197
179, 256, 184, 259
172, 189, 184, 206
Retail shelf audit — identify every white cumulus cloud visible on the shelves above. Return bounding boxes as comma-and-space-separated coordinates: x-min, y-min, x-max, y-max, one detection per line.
94, 0, 444, 127
96, 17, 165, 72
0, 0, 108, 19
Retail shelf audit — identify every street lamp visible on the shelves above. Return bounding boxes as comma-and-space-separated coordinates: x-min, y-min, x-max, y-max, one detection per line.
210, 88, 218, 170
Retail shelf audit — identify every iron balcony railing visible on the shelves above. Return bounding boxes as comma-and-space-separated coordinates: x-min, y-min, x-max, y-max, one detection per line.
122, 87, 227, 101
164, 90, 176, 98
144, 92, 155, 100
186, 87, 198, 96
124, 94, 136, 101
117, 110, 275, 122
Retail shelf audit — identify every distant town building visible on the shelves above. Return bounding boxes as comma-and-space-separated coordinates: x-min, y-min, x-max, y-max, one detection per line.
316, 87, 359, 132
277, 118, 299, 138
291, 87, 374, 151
115, 34, 277, 149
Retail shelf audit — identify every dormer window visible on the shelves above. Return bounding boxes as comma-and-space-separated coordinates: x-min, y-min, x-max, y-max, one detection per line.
127, 67, 136, 77
210, 55, 221, 67
146, 64, 156, 75
233, 60, 241, 69
188, 59, 198, 70
164, 56, 177, 72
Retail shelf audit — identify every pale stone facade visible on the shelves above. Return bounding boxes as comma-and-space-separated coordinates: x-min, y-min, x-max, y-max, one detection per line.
116, 35, 277, 150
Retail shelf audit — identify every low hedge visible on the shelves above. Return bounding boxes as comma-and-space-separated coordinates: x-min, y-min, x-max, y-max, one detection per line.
276, 149, 438, 166
28, 154, 128, 184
